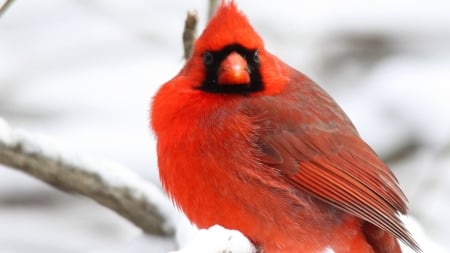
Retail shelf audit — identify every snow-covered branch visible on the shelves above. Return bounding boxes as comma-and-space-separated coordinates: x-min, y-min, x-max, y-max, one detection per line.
169, 218, 443, 253
172, 225, 256, 253
0, 118, 174, 236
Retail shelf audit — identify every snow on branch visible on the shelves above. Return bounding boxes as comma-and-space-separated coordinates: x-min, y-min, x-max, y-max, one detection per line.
172, 225, 256, 253
0, 118, 174, 236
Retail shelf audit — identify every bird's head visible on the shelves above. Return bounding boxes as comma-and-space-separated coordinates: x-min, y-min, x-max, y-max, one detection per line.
183, 0, 288, 95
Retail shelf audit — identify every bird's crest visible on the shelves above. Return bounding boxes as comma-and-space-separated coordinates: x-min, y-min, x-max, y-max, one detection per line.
194, 0, 264, 54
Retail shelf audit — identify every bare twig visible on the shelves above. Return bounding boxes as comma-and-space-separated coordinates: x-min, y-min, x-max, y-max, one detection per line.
182, 0, 221, 60
0, 0, 15, 19
0, 118, 174, 236
207, 0, 219, 20
182, 10, 198, 60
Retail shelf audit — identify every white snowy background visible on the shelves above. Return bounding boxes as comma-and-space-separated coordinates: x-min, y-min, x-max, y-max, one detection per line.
1, 0, 449, 252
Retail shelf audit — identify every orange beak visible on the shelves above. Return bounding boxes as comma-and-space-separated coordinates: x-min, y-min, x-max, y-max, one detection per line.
217, 52, 250, 85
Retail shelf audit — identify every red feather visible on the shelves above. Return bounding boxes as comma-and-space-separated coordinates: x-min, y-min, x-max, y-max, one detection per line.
151, 1, 421, 252
245, 64, 419, 251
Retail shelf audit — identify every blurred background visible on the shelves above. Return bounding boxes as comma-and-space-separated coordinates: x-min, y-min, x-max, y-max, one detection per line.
1, 0, 449, 252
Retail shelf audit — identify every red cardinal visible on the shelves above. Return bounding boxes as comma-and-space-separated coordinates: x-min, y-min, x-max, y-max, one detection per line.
151, 1, 421, 252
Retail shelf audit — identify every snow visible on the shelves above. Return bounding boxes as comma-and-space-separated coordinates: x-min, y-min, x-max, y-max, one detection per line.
322, 248, 335, 253
400, 215, 446, 253
170, 216, 446, 253
1, 0, 450, 252
0, 118, 13, 145
0, 116, 177, 234
363, 58, 450, 148
90, 233, 176, 253
170, 225, 256, 253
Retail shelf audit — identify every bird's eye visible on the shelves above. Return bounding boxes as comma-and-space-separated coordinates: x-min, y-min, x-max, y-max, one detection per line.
202, 51, 214, 65
253, 50, 260, 63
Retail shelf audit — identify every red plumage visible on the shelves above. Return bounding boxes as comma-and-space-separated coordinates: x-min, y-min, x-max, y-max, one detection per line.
151, 1, 420, 252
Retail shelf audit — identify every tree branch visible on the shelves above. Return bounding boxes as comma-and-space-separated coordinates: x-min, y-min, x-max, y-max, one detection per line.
182, 10, 198, 60
182, 1, 220, 60
207, 0, 219, 20
0, 0, 15, 19
0, 118, 174, 236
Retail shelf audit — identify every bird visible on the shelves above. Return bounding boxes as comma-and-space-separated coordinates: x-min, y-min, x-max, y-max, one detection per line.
151, 1, 421, 252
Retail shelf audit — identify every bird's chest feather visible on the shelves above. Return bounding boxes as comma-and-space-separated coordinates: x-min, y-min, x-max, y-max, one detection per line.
155, 96, 373, 252
160, 99, 325, 212
156, 100, 261, 222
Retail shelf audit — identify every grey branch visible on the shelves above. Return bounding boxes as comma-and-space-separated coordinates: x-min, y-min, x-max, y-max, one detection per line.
207, 0, 219, 20
182, 9, 198, 60
0, 118, 174, 236
0, 0, 15, 19
182, 1, 220, 60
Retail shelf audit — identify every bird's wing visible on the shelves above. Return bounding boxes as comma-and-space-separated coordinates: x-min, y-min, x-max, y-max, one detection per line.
244, 74, 420, 251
